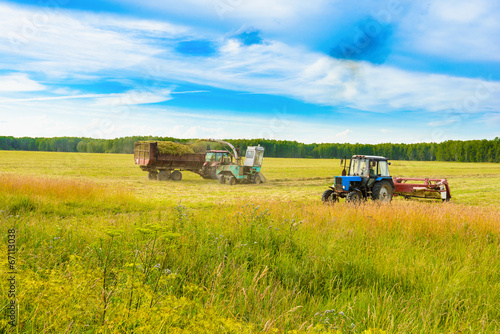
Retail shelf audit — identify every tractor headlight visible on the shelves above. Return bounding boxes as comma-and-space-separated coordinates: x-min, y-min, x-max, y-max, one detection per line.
342, 186, 346, 189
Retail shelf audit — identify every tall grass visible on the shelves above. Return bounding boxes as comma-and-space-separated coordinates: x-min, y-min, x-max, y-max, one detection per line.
0, 174, 138, 215
1, 172, 499, 333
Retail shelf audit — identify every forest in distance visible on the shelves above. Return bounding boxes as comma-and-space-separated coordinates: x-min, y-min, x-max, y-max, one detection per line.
0, 136, 499, 163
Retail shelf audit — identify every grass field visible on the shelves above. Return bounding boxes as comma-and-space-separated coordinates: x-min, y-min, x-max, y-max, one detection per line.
0, 151, 499, 333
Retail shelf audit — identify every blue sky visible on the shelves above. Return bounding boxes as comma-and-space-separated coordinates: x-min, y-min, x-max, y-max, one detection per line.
0, 0, 499, 144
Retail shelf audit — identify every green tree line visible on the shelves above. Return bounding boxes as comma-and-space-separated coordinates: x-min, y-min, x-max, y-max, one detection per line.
1, 136, 499, 162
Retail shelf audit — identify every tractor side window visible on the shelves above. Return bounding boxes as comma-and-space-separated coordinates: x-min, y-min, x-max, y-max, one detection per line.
246, 150, 254, 159
349, 159, 358, 176
379, 161, 390, 176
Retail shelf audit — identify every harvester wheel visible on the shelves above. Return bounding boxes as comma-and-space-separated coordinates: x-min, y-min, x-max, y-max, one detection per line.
254, 174, 261, 184
157, 170, 170, 181
321, 189, 337, 203
148, 171, 158, 180
171, 170, 182, 181
210, 167, 218, 180
372, 181, 393, 202
228, 176, 236, 186
219, 175, 226, 184
346, 191, 362, 204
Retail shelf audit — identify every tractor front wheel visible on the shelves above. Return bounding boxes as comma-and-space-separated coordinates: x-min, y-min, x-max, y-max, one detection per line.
254, 174, 262, 184
346, 191, 362, 204
171, 170, 183, 181
228, 176, 237, 186
372, 181, 393, 202
321, 189, 337, 203
219, 175, 226, 184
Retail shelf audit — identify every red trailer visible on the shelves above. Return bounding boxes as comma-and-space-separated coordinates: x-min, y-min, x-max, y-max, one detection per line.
393, 177, 451, 202
134, 142, 205, 181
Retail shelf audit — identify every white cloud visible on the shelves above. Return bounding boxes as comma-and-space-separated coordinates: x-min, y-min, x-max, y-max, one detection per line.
114, 0, 330, 30
335, 129, 352, 140
0, 73, 45, 92
427, 119, 459, 127
0, 89, 172, 106
0, 3, 165, 77
92, 89, 173, 107
400, 0, 500, 62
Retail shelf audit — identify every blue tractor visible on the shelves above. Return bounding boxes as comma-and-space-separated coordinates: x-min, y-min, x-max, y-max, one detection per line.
322, 155, 395, 203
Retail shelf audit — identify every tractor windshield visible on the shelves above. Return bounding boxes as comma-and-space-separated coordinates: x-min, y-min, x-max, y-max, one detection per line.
349, 158, 369, 177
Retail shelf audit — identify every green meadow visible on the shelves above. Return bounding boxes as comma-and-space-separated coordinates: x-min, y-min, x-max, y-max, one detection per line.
0, 151, 499, 333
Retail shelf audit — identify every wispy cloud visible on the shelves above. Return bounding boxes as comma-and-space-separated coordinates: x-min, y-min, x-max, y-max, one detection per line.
0, 89, 173, 106
427, 119, 459, 127
0, 73, 45, 92
400, 0, 500, 62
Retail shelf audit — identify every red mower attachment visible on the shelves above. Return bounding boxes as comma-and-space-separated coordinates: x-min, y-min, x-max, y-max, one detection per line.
393, 177, 451, 202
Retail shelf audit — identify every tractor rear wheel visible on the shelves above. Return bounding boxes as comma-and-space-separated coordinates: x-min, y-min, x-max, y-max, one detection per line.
228, 176, 236, 186
372, 180, 393, 202
346, 191, 362, 204
219, 175, 226, 184
171, 170, 182, 181
148, 171, 158, 180
321, 189, 337, 203
157, 170, 170, 181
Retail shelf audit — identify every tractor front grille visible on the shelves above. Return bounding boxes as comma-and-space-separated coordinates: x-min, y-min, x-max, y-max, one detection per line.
335, 177, 343, 192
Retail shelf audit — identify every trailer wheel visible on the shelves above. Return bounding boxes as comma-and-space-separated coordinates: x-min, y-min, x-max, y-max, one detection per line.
171, 170, 182, 181
254, 174, 261, 184
148, 171, 158, 180
219, 175, 226, 184
322, 189, 337, 203
346, 191, 362, 204
372, 181, 393, 202
228, 176, 236, 186
157, 170, 170, 181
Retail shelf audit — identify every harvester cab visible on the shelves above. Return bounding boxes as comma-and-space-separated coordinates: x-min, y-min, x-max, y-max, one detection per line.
322, 155, 395, 203
244, 145, 264, 167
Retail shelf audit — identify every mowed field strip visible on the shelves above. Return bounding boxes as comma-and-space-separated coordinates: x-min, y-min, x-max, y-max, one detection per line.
1, 151, 499, 206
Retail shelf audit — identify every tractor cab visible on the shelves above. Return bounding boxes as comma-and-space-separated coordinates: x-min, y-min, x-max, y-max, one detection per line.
205, 150, 232, 165
201, 150, 232, 179
323, 155, 395, 203
348, 156, 390, 178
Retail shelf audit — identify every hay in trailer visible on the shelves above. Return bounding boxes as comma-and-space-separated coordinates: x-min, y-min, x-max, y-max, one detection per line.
141, 141, 195, 156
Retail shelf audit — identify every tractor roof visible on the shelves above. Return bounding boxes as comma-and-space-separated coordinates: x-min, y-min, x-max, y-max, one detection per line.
351, 155, 388, 161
